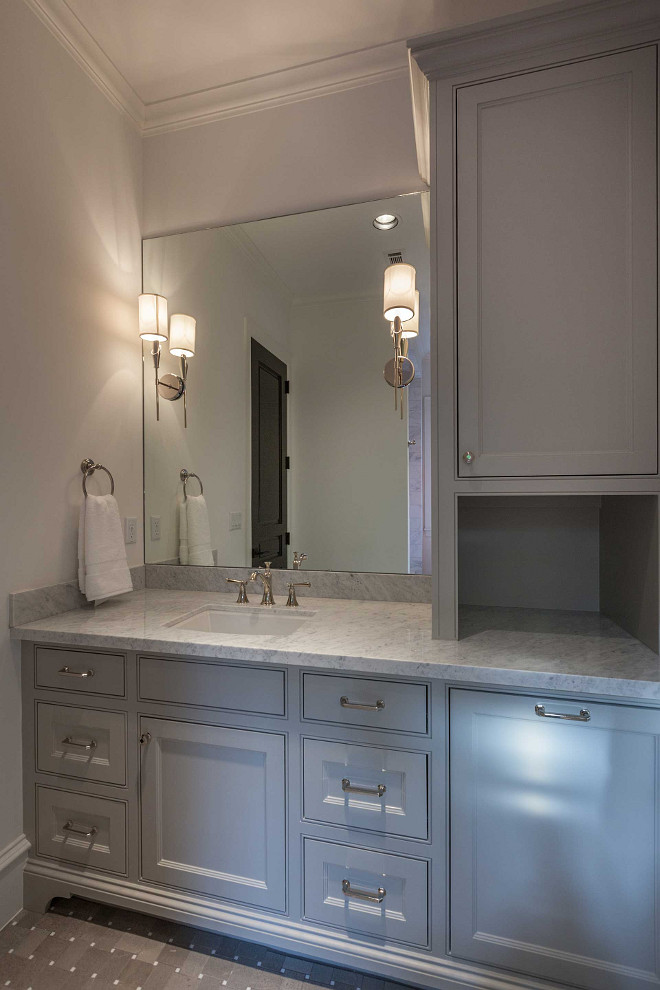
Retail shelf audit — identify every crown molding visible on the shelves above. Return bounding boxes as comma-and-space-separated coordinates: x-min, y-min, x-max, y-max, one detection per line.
22, 0, 144, 128
409, 0, 660, 81
143, 42, 409, 136
22, 1, 409, 137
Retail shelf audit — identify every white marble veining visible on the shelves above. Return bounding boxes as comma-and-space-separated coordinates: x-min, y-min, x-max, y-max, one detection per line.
10, 588, 660, 701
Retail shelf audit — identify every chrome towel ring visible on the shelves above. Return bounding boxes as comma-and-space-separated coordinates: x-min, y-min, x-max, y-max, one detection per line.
180, 468, 203, 498
81, 458, 115, 497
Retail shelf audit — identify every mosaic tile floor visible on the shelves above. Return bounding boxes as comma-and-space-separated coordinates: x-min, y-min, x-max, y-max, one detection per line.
0, 897, 419, 990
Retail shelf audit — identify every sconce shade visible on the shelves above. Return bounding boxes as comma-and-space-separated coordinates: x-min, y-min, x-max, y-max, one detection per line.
139, 293, 168, 342
401, 290, 420, 339
169, 314, 196, 357
383, 263, 416, 322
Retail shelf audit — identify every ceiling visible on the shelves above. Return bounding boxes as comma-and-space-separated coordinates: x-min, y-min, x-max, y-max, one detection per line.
61, 0, 555, 105
28, 0, 563, 131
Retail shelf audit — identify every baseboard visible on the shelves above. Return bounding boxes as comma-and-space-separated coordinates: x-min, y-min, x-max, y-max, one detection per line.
0, 834, 30, 929
24, 858, 560, 990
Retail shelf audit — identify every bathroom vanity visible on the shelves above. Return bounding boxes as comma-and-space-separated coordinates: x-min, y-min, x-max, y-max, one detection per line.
11, 590, 660, 990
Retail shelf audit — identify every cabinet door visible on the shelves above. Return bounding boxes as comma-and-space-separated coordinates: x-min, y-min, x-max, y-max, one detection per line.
450, 689, 660, 990
457, 47, 657, 477
140, 717, 286, 911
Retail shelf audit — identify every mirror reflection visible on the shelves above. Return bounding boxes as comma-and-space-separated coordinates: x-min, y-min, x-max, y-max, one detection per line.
143, 193, 430, 574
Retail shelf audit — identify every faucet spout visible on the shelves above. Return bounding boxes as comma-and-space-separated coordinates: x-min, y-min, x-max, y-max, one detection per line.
249, 562, 275, 605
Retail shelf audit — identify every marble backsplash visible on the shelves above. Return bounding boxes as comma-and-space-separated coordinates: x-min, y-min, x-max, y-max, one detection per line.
9, 564, 431, 627
145, 564, 432, 603
9, 565, 146, 626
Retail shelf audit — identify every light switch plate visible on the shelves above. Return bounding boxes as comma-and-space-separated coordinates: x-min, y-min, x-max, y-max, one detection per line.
124, 517, 137, 544
150, 516, 161, 541
229, 512, 242, 531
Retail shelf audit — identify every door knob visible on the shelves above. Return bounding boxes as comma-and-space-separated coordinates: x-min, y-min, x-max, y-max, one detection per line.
463, 450, 475, 464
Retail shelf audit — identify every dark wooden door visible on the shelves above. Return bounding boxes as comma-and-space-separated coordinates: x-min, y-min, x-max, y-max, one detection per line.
251, 339, 288, 568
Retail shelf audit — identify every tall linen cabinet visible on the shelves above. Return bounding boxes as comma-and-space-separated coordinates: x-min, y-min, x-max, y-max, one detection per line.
410, 0, 660, 643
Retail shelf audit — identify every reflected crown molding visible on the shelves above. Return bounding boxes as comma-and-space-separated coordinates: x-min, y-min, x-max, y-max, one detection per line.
225, 227, 294, 304
21, 0, 408, 136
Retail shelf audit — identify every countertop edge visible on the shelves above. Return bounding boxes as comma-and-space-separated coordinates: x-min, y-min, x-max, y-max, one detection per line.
11, 624, 660, 702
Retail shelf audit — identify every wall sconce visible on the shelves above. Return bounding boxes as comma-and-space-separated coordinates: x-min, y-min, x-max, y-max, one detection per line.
382, 263, 416, 418
139, 294, 196, 428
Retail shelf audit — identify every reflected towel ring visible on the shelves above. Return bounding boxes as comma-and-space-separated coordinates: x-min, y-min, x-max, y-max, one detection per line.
81, 458, 115, 497
180, 468, 203, 498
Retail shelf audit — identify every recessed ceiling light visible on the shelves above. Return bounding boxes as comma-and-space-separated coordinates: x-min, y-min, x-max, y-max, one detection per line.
373, 214, 399, 231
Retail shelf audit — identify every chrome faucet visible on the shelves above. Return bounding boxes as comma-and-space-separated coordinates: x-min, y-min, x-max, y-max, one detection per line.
250, 562, 275, 606
292, 551, 307, 570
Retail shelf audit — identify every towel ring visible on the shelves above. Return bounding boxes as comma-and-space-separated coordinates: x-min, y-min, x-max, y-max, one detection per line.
180, 468, 203, 498
81, 458, 115, 497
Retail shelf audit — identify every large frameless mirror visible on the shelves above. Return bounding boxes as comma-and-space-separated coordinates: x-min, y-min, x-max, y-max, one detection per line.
142, 192, 430, 574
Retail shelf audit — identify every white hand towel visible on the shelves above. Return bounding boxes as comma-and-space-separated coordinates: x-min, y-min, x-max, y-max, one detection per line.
185, 494, 214, 566
179, 499, 189, 564
78, 494, 133, 603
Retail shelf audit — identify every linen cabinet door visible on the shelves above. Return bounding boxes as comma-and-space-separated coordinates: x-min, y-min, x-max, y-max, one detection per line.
449, 689, 660, 990
456, 46, 657, 478
140, 717, 286, 911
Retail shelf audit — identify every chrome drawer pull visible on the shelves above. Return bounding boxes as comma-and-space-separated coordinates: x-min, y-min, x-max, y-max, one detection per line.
63, 819, 98, 838
535, 704, 590, 722
61, 736, 97, 750
342, 879, 386, 903
340, 696, 385, 712
58, 666, 95, 678
342, 777, 386, 798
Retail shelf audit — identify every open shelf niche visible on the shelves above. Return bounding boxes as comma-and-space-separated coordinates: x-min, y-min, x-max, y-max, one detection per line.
457, 494, 659, 652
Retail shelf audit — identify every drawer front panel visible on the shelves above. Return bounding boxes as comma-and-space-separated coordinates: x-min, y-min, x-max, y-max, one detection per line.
302, 674, 428, 733
36, 703, 127, 785
36, 785, 127, 875
303, 838, 428, 946
303, 739, 428, 839
35, 648, 125, 697
138, 657, 285, 716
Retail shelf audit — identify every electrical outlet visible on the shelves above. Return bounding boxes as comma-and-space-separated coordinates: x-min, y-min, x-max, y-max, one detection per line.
124, 517, 137, 544
229, 511, 242, 531
150, 516, 161, 541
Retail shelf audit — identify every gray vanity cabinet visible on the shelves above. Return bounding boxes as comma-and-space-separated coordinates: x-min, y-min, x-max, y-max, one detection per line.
456, 46, 658, 478
139, 716, 286, 911
449, 689, 660, 990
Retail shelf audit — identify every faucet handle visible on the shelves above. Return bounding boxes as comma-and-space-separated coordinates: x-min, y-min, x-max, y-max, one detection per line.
286, 581, 311, 607
263, 561, 272, 571
226, 578, 249, 604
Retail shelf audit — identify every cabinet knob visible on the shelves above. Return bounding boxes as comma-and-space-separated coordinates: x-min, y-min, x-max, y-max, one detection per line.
140, 732, 152, 745
462, 450, 475, 464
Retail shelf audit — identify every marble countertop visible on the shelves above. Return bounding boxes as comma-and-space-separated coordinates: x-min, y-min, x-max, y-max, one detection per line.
10, 589, 660, 701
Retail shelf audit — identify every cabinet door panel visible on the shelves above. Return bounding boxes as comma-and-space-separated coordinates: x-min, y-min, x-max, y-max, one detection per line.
450, 689, 660, 990
457, 47, 657, 477
140, 717, 286, 911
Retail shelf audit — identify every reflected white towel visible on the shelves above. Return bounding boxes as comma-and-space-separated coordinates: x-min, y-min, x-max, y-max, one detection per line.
78, 494, 133, 603
185, 494, 214, 565
178, 500, 189, 565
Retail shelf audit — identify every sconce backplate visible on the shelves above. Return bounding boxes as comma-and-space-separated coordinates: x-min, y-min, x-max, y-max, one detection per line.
157, 373, 185, 401
384, 356, 415, 388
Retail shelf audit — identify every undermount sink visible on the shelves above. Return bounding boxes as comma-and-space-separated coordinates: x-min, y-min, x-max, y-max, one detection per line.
167, 604, 315, 636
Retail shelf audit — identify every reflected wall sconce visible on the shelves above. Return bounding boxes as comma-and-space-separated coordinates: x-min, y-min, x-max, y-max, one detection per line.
139, 293, 196, 428
382, 262, 416, 418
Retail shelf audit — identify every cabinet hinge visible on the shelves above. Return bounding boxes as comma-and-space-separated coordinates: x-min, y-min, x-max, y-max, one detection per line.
285, 532, 290, 546
285, 380, 290, 394
285, 456, 290, 469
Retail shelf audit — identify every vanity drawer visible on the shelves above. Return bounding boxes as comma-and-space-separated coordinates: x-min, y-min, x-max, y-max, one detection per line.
35, 648, 125, 697
138, 656, 286, 716
302, 739, 428, 839
36, 703, 127, 785
302, 674, 428, 734
303, 838, 428, 947
36, 785, 127, 875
